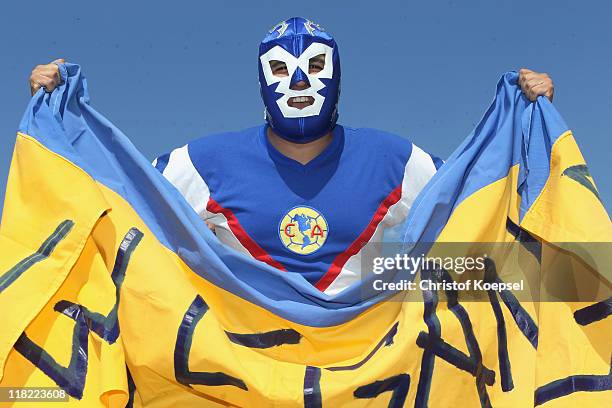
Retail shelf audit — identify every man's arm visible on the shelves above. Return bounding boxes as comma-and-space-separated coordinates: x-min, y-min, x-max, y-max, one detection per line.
29, 61, 555, 103
153, 147, 217, 233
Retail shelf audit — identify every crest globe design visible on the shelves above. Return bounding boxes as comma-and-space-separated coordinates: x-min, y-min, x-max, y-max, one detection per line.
278, 206, 328, 255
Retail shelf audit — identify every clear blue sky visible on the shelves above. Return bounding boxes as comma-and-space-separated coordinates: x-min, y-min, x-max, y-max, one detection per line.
1, 1, 610, 218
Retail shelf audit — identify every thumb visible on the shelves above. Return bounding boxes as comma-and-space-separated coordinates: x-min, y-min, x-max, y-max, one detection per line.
51, 58, 66, 64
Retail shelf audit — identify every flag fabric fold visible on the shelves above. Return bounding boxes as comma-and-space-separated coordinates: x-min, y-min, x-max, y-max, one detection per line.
0, 63, 609, 407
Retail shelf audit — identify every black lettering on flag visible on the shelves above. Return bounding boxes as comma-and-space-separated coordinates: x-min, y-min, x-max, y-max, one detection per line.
506, 217, 542, 262
54, 227, 143, 344
574, 297, 612, 326
126, 366, 137, 408
562, 164, 602, 203
534, 356, 612, 406
415, 268, 495, 408
415, 267, 441, 408
174, 295, 248, 390
14, 302, 89, 399
439, 268, 494, 407
303, 366, 322, 408
415, 332, 495, 386
535, 298, 611, 405
0, 220, 74, 293
484, 255, 539, 348
11, 226, 144, 399
353, 374, 410, 408
326, 322, 399, 372
483, 259, 514, 392
225, 328, 301, 348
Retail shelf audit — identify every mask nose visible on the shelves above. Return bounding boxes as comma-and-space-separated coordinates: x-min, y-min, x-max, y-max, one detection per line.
290, 67, 310, 90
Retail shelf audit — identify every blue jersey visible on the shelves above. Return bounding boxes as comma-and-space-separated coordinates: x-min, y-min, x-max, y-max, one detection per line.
154, 125, 440, 294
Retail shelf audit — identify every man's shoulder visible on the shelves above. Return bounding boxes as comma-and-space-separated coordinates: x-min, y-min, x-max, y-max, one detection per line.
187, 125, 263, 153
343, 126, 411, 142
341, 126, 443, 170
341, 126, 414, 157
153, 126, 263, 175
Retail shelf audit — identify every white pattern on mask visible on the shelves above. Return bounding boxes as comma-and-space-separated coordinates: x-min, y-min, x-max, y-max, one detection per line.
259, 43, 334, 118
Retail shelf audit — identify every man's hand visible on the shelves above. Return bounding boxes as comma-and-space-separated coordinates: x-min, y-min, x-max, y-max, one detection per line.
519, 68, 554, 102
29, 59, 65, 95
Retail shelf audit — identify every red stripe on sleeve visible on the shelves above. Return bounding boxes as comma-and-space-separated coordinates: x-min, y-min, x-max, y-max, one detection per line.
206, 198, 286, 271
314, 185, 402, 291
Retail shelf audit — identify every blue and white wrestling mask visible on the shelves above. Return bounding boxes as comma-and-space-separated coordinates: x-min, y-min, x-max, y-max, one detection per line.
258, 17, 341, 143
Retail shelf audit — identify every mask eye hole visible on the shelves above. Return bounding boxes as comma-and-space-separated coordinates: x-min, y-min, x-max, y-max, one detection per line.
308, 54, 325, 74
270, 60, 289, 77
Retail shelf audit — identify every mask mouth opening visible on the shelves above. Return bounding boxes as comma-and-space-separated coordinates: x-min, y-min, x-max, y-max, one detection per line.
287, 96, 315, 110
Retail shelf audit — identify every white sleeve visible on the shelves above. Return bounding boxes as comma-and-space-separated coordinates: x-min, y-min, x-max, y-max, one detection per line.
381, 144, 439, 228
156, 145, 211, 220
322, 143, 439, 295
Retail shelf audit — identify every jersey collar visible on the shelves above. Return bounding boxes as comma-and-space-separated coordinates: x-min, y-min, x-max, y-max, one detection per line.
261, 124, 344, 170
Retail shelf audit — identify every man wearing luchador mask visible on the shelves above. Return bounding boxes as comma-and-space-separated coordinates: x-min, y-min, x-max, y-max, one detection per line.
29, 17, 554, 295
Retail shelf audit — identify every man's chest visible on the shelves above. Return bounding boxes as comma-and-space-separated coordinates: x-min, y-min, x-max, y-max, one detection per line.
203, 158, 403, 267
